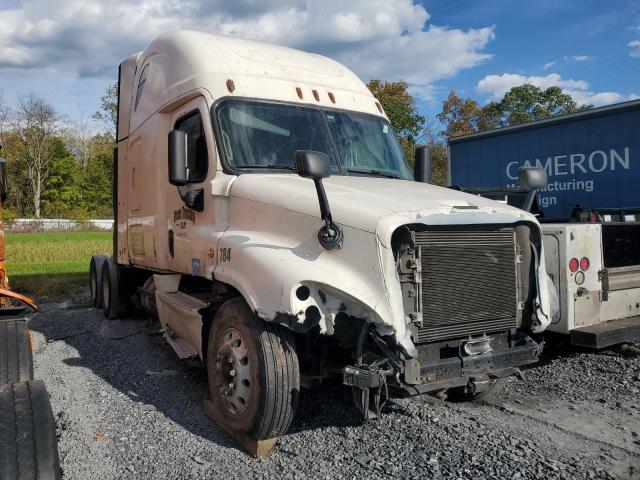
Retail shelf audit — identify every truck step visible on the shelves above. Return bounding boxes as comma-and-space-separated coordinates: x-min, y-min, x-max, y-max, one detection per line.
155, 290, 207, 360
570, 316, 640, 349
158, 291, 207, 312
164, 333, 198, 359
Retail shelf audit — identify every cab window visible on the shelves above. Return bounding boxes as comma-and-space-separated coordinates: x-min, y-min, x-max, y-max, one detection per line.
134, 64, 149, 111
175, 111, 208, 183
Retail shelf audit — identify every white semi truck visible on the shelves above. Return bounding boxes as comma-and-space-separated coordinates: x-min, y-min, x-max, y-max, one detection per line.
90, 30, 554, 442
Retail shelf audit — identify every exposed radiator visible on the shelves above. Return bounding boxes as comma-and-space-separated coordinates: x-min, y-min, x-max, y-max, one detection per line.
413, 229, 518, 343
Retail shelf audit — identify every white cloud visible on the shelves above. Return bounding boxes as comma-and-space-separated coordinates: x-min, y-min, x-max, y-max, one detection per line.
630, 24, 640, 58
0, 0, 495, 100
572, 55, 591, 61
543, 61, 556, 70
476, 72, 637, 107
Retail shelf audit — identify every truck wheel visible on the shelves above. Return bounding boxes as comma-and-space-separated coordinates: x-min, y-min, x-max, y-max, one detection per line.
448, 377, 508, 402
89, 255, 107, 308
0, 380, 61, 480
101, 258, 129, 320
206, 297, 300, 440
0, 319, 33, 384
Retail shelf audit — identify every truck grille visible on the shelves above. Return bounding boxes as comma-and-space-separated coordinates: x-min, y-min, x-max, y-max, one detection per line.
413, 229, 518, 343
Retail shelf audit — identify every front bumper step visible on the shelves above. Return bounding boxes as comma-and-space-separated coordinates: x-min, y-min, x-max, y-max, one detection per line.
570, 316, 640, 349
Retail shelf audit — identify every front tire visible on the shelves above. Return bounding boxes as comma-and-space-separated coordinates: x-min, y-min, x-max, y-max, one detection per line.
206, 297, 299, 440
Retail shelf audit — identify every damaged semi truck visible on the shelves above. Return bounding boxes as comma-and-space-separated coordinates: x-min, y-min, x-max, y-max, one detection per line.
90, 30, 554, 441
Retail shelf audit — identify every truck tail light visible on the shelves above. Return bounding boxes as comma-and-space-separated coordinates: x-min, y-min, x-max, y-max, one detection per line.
580, 257, 590, 271
569, 258, 579, 272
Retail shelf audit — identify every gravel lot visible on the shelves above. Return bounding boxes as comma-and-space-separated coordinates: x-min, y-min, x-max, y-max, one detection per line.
28, 302, 640, 480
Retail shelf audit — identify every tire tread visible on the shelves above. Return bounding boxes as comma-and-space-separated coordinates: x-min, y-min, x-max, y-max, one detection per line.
0, 380, 61, 480
0, 319, 33, 385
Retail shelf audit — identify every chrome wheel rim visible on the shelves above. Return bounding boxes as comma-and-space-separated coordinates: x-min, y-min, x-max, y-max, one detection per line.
216, 328, 251, 415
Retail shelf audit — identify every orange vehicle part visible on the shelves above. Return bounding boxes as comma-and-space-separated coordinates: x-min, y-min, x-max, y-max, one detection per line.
0, 288, 38, 311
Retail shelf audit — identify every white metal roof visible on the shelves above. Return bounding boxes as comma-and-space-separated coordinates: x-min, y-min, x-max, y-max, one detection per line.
124, 30, 385, 135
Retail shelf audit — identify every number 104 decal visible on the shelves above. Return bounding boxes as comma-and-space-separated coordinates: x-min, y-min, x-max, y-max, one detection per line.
219, 247, 232, 262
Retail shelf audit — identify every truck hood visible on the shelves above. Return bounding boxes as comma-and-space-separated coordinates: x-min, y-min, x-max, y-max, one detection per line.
229, 174, 535, 233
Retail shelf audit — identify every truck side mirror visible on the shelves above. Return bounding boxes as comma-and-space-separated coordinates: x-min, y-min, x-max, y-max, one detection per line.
519, 167, 547, 190
519, 167, 547, 212
294, 150, 342, 250
294, 150, 331, 180
168, 129, 188, 186
414, 145, 432, 183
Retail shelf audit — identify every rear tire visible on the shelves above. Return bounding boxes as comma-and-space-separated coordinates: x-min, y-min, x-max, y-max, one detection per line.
101, 258, 129, 320
207, 297, 299, 440
0, 319, 33, 384
89, 255, 107, 308
0, 380, 61, 480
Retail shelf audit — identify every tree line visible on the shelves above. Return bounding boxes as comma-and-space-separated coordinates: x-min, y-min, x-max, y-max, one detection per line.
0, 89, 116, 220
0, 80, 588, 220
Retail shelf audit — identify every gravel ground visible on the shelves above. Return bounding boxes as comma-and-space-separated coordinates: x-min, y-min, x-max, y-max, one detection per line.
28, 302, 640, 480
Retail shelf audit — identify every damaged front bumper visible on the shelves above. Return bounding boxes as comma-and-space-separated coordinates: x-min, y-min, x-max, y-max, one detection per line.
342, 334, 541, 417
398, 336, 540, 396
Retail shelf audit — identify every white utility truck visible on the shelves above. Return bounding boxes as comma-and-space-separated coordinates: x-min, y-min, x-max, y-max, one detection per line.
90, 30, 554, 442
447, 101, 640, 350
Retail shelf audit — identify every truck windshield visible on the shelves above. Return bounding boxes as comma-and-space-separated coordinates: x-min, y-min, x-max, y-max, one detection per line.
215, 100, 411, 179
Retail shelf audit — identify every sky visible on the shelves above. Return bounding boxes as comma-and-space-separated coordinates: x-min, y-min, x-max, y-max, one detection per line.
0, 0, 638, 133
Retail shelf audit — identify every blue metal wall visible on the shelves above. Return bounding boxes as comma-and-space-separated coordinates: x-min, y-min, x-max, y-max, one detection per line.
449, 104, 640, 218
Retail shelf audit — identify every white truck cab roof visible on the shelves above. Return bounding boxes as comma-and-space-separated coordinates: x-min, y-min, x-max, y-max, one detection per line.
118, 29, 386, 141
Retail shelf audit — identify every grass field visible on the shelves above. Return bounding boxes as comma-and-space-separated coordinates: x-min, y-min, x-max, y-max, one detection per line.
5, 231, 112, 301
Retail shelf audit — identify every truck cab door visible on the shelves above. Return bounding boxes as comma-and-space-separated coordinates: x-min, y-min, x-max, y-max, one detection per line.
166, 96, 218, 278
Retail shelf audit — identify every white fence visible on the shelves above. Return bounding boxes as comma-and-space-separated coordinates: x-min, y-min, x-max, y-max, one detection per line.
6, 219, 114, 232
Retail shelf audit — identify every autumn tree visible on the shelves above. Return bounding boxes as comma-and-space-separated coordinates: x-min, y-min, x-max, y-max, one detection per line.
14, 95, 62, 218
367, 79, 425, 163
437, 91, 483, 138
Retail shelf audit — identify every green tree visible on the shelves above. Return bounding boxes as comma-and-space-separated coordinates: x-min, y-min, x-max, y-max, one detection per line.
2, 131, 32, 216
367, 79, 425, 163
92, 82, 118, 138
494, 84, 590, 126
41, 137, 83, 217
80, 134, 113, 218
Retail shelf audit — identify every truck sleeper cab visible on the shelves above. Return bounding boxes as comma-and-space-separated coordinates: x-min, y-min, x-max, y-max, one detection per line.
90, 30, 552, 442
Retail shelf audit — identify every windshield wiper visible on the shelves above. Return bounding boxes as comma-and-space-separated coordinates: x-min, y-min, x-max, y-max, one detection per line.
236, 164, 295, 171
347, 168, 400, 179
